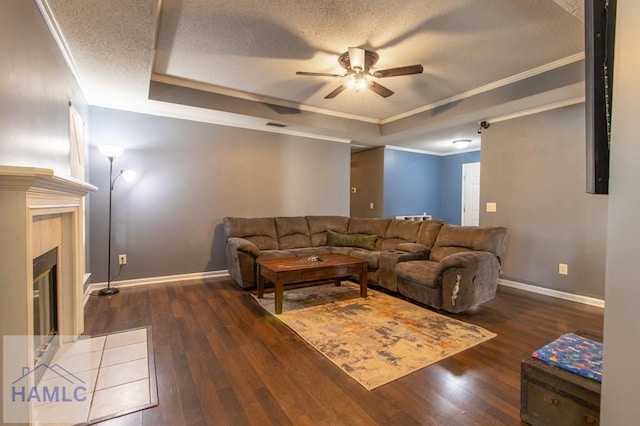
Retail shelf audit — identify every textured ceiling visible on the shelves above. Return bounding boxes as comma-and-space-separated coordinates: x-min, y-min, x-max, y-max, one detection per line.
44, 0, 585, 154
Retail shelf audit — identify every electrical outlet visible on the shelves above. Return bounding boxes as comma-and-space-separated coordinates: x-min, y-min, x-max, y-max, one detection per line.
559, 263, 568, 275
118, 254, 127, 265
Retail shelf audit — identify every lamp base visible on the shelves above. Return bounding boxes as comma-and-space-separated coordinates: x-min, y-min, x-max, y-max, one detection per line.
98, 286, 120, 296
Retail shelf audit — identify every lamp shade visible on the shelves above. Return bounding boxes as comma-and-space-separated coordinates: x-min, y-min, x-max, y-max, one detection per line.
98, 145, 124, 158
122, 170, 136, 182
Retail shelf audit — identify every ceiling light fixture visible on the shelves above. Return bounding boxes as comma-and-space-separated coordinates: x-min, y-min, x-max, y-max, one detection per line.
347, 73, 369, 90
452, 139, 471, 149
348, 47, 365, 71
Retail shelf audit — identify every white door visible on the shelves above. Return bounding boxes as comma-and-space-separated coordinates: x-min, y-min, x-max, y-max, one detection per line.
462, 162, 481, 226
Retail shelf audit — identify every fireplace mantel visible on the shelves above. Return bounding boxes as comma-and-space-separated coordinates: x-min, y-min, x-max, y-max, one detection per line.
0, 164, 97, 373
0, 165, 97, 195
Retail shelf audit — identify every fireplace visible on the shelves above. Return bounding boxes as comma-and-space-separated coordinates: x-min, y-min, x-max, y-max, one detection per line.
32, 247, 60, 368
0, 166, 97, 421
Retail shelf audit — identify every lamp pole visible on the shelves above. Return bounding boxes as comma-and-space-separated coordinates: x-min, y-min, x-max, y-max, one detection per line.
98, 155, 120, 296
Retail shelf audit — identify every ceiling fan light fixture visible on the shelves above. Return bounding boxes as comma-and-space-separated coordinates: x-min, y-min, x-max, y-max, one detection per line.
348, 73, 368, 90
348, 47, 365, 72
452, 139, 471, 149
296, 48, 420, 99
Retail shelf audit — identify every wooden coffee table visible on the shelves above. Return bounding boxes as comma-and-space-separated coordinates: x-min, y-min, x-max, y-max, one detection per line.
256, 254, 368, 314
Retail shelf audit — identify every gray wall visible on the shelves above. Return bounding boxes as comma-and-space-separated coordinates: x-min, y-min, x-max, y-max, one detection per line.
601, 0, 640, 420
88, 107, 350, 283
480, 104, 608, 299
0, 1, 91, 276
0, 0, 87, 174
383, 148, 441, 219
350, 148, 385, 217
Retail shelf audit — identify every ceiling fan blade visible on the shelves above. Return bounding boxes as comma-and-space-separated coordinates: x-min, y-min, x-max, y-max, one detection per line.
368, 81, 394, 98
324, 85, 346, 99
296, 71, 343, 78
373, 64, 423, 78
348, 47, 365, 71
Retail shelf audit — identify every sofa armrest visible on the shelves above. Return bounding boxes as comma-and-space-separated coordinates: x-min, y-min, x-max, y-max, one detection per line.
226, 237, 260, 288
437, 251, 496, 273
396, 242, 429, 255
437, 251, 501, 313
227, 237, 260, 257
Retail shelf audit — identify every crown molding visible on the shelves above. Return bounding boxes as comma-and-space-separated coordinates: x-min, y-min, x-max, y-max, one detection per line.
381, 52, 586, 124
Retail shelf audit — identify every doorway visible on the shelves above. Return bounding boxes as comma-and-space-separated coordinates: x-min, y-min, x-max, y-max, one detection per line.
462, 162, 481, 225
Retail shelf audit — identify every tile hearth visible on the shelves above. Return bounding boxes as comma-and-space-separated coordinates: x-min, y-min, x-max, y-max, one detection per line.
34, 328, 156, 424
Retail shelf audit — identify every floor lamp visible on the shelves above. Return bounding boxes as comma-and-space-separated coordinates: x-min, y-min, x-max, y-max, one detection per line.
98, 145, 134, 296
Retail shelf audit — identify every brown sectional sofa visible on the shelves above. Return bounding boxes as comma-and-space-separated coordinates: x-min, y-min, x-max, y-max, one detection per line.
223, 216, 507, 313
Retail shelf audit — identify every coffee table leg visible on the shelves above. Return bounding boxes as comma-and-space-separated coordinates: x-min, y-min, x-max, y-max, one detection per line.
275, 280, 284, 314
257, 265, 264, 299
360, 265, 368, 298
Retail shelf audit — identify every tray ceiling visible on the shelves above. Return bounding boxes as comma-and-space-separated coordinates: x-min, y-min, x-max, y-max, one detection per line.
44, 0, 586, 153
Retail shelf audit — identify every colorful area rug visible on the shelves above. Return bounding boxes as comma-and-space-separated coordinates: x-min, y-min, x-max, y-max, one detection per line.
253, 282, 496, 390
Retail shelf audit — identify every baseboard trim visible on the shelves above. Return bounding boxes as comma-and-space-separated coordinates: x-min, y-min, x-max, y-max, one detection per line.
499, 278, 605, 308
82, 273, 605, 309
83, 270, 230, 305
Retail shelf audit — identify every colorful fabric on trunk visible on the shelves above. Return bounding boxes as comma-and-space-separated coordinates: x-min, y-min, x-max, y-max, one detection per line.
532, 333, 602, 382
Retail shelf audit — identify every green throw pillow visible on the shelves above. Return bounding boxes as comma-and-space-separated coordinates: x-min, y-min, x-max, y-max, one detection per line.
326, 230, 378, 250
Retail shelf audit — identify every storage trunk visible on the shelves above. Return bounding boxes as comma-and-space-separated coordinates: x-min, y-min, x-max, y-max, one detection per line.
520, 356, 601, 425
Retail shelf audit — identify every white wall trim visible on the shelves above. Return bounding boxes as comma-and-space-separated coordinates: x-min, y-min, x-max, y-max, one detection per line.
83, 270, 230, 306
381, 52, 585, 124
82, 272, 605, 309
487, 95, 585, 125
36, 0, 83, 86
383, 144, 481, 157
499, 278, 605, 308
151, 73, 381, 124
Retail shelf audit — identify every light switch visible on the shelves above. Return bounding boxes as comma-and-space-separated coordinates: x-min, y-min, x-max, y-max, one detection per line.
486, 202, 497, 212
369, 202, 374, 209
559, 263, 568, 275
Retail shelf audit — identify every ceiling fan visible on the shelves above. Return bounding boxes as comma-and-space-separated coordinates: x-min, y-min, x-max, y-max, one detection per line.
296, 47, 423, 99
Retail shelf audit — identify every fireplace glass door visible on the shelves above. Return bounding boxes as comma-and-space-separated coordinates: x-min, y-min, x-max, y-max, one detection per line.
33, 247, 59, 364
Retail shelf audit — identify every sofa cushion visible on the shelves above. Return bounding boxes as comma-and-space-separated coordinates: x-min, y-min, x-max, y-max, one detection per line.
349, 249, 381, 269
306, 216, 349, 246
416, 220, 445, 248
434, 224, 508, 260
395, 242, 429, 254
396, 260, 441, 288
223, 217, 279, 250
258, 250, 296, 259
326, 246, 355, 255
326, 230, 378, 250
348, 217, 392, 238
429, 246, 473, 263
288, 247, 332, 257
275, 216, 312, 249
380, 220, 422, 250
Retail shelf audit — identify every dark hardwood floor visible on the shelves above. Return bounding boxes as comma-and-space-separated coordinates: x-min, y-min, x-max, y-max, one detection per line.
84, 277, 603, 426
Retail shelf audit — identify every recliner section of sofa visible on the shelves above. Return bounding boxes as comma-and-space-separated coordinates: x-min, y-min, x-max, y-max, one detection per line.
396, 224, 508, 313
223, 216, 507, 312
